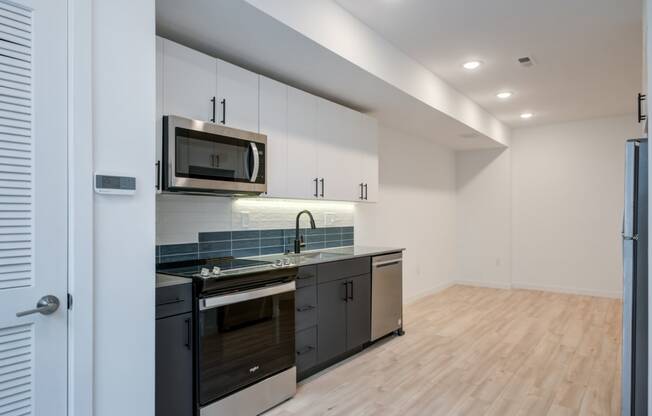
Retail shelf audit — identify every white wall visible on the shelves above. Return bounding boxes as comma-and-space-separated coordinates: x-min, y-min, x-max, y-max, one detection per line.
92, 0, 156, 414
511, 115, 640, 298
455, 148, 512, 288
356, 125, 456, 302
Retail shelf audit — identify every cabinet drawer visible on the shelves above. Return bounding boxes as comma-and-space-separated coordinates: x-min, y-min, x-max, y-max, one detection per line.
295, 285, 317, 331
317, 257, 370, 284
156, 284, 192, 319
296, 326, 317, 375
296, 265, 317, 288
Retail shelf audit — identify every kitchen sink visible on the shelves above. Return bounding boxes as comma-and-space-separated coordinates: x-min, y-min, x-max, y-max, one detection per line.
297, 251, 345, 260
282, 251, 347, 264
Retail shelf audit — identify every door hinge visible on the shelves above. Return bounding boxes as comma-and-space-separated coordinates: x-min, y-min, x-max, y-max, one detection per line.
67, 293, 73, 310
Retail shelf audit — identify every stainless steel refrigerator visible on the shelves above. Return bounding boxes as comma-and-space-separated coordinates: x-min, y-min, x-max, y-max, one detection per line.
622, 138, 648, 416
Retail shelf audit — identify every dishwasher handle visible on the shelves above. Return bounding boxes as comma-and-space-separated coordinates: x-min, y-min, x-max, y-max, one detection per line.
373, 259, 402, 268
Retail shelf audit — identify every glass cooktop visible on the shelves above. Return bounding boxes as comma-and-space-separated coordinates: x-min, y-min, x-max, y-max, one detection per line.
156, 257, 273, 279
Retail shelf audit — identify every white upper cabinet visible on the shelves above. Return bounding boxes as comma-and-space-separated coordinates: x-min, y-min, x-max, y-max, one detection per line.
156, 37, 379, 202
162, 39, 217, 122
156, 37, 164, 192
358, 114, 379, 202
286, 86, 319, 199
216, 59, 259, 133
315, 99, 358, 201
160, 38, 260, 133
259, 76, 288, 198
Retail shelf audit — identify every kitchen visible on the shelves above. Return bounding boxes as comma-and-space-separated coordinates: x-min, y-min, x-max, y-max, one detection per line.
2, 0, 648, 416
150, 0, 644, 414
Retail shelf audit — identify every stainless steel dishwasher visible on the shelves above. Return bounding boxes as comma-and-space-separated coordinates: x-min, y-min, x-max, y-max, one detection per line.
371, 252, 404, 341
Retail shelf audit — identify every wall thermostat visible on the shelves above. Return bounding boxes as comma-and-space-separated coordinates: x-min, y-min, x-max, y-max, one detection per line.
94, 173, 136, 195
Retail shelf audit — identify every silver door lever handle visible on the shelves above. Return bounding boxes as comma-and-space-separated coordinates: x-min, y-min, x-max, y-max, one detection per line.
16, 295, 60, 317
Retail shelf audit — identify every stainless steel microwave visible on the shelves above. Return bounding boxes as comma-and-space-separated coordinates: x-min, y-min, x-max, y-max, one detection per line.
162, 115, 267, 195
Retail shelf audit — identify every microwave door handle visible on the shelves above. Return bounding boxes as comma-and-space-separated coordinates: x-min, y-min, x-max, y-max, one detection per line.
249, 143, 260, 182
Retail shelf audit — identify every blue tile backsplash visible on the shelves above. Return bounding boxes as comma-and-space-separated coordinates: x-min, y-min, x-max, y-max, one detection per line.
156, 226, 354, 264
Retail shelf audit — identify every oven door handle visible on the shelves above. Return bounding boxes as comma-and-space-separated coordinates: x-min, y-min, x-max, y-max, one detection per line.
249, 142, 259, 183
199, 281, 296, 310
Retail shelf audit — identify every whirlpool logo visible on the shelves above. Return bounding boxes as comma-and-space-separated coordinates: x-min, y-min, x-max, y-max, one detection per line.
249, 366, 260, 373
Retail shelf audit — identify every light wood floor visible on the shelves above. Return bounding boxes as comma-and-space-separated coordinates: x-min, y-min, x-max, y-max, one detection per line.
265, 285, 622, 416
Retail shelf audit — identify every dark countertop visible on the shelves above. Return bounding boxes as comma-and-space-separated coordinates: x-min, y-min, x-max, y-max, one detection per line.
155, 245, 405, 288
250, 246, 405, 266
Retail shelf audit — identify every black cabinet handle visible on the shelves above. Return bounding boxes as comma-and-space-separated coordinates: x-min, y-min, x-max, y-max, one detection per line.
296, 305, 315, 312
359, 183, 364, 200
314, 178, 319, 198
155, 160, 161, 190
320, 178, 325, 198
297, 274, 314, 280
210, 96, 216, 123
364, 183, 368, 200
348, 281, 353, 300
639, 93, 647, 123
156, 297, 184, 307
184, 318, 191, 350
296, 345, 314, 356
342, 281, 349, 301
221, 98, 226, 124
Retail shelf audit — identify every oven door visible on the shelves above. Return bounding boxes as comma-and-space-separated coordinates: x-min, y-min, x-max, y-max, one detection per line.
164, 115, 266, 194
197, 282, 295, 407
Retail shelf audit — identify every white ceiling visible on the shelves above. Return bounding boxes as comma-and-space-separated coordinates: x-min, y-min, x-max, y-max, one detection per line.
335, 0, 643, 127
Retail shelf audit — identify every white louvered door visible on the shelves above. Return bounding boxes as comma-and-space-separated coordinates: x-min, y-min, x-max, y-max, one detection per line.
0, 0, 68, 415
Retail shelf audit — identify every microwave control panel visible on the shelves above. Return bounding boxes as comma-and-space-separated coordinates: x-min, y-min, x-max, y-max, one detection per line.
94, 173, 136, 195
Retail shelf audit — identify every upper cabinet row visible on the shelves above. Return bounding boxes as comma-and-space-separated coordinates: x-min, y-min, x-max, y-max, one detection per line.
156, 37, 378, 202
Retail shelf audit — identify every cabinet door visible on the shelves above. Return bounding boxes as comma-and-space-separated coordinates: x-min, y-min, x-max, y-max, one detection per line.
317, 279, 348, 364
217, 59, 259, 132
259, 76, 287, 197
346, 274, 371, 350
156, 37, 164, 193
286, 86, 319, 199
315, 99, 358, 201
156, 313, 193, 416
359, 114, 379, 202
162, 39, 217, 122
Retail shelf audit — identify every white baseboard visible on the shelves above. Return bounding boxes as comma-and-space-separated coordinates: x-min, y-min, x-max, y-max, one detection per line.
404, 280, 623, 303
453, 279, 512, 290
509, 282, 622, 299
404, 281, 454, 305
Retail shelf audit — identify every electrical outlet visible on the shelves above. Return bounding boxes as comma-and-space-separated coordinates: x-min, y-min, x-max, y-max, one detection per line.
324, 212, 335, 226
241, 212, 250, 228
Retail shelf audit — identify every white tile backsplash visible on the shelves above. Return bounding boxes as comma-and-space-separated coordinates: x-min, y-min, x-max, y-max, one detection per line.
156, 194, 355, 245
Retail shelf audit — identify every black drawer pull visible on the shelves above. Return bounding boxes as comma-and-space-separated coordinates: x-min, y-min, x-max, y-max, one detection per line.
156, 297, 184, 307
184, 318, 191, 350
296, 305, 315, 312
297, 274, 314, 280
296, 346, 315, 356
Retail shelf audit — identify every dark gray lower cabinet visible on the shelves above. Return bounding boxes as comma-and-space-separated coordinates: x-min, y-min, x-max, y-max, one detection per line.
156, 283, 193, 416
295, 258, 373, 380
316, 279, 348, 363
317, 274, 371, 363
346, 274, 371, 350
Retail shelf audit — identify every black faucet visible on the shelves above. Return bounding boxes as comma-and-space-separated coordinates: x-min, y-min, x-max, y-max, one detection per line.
294, 210, 317, 254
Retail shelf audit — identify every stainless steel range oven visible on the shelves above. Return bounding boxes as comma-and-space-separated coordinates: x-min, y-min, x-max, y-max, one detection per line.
195, 264, 297, 416
162, 115, 267, 195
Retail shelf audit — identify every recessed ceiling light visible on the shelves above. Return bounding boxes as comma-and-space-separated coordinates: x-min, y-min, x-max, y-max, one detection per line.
462, 60, 482, 70
496, 91, 513, 99
520, 112, 534, 119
